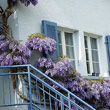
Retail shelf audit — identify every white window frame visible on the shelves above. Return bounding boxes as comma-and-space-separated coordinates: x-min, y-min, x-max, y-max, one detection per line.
84, 34, 100, 75
58, 28, 77, 69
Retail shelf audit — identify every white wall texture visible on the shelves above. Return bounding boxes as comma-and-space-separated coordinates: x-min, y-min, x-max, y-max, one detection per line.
0, 0, 110, 109
2, 0, 110, 77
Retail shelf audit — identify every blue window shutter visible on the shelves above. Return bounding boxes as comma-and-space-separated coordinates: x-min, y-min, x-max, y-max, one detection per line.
42, 20, 59, 61
105, 35, 110, 75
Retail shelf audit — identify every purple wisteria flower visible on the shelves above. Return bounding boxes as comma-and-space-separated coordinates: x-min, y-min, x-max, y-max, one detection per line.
0, 35, 5, 40
0, 34, 31, 66
38, 56, 110, 109
10, 0, 38, 6
1, 32, 110, 109
9, 40, 18, 52
16, 44, 32, 58
0, 41, 9, 51
0, 35, 12, 51
37, 57, 55, 71
26, 33, 56, 55
0, 52, 7, 65
0, 54, 13, 66
44, 57, 74, 77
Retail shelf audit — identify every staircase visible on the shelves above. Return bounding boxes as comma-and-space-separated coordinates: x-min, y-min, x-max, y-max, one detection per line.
0, 65, 95, 110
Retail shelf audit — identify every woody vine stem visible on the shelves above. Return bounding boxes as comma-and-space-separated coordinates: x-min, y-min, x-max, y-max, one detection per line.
0, 0, 15, 89
0, 0, 13, 35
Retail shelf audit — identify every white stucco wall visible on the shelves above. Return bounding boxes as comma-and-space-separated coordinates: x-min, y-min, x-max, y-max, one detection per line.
2, 0, 110, 77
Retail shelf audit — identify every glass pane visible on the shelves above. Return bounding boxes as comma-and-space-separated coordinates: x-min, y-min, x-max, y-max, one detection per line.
93, 63, 100, 74
92, 50, 99, 62
86, 62, 90, 74
65, 32, 73, 45
84, 36, 88, 48
85, 49, 89, 61
58, 31, 62, 44
71, 60, 76, 70
91, 38, 97, 49
66, 46, 75, 59
59, 45, 63, 56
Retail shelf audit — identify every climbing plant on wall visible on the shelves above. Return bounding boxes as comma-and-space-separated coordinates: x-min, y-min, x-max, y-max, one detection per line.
0, 0, 38, 35
0, 0, 38, 92
1, 0, 110, 110
37, 56, 110, 110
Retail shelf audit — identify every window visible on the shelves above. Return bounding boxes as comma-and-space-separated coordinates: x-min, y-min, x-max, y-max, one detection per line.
84, 36, 100, 75
58, 30, 76, 69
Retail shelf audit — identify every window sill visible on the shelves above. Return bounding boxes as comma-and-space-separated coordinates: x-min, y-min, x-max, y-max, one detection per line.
83, 76, 110, 80
83, 76, 101, 80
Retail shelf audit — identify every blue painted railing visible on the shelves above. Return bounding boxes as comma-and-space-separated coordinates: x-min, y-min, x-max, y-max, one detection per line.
0, 65, 95, 110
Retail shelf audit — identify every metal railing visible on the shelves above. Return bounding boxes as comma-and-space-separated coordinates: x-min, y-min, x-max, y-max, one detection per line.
0, 65, 96, 110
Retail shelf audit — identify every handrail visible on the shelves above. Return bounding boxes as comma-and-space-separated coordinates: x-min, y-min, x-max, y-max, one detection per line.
0, 64, 29, 68
30, 72, 84, 110
30, 65, 95, 110
0, 64, 96, 110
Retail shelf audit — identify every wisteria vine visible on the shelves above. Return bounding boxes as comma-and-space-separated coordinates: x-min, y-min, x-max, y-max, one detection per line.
1, 32, 110, 109
1, 0, 110, 109
0, 0, 38, 36
37, 57, 110, 110
26, 33, 56, 55
0, 33, 56, 66
0, 34, 31, 65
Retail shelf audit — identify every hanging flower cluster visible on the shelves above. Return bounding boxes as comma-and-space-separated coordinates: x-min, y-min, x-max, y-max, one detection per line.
37, 56, 110, 110
26, 33, 56, 55
45, 57, 74, 77
0, 35, 31, 66
37, 57, 74, 76
0, 33, 56, 66
37, 57, 55, 69
0, 35, 11, 51
10, 0, 38, 6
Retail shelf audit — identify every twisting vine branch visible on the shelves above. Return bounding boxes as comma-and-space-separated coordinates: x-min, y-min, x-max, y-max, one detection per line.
0, 6, 4, 14
0, 0, 38, 35
0, 0, 13, 35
